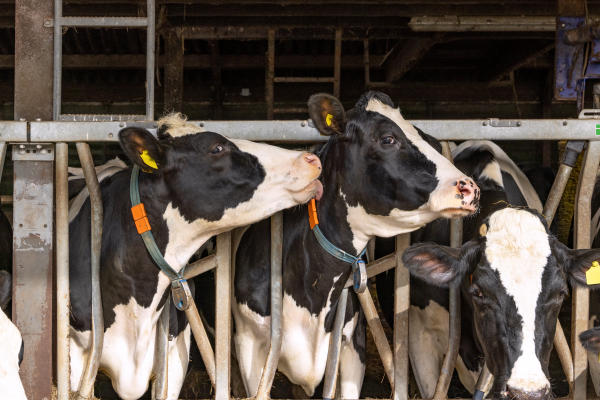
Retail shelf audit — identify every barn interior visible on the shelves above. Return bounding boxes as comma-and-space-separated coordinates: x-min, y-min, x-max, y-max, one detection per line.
2, 0, 600, 399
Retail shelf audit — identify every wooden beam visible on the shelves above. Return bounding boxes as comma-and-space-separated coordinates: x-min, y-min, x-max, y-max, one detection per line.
163, 28, 184, 113
385, 34, 445, 82
209, 40, 223, 119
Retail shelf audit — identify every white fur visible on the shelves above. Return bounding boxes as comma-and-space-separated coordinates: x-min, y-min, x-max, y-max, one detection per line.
480, 160, 504, 187
485, 208, 551, 392
339, 313, 364, 399
158, 113, 204, 137
234, 276, 346, 397
0, 310, 26, 400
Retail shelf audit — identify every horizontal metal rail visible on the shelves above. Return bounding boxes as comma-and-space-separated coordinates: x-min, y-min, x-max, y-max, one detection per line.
22, 119, 600, 143
57, 16, 148, 27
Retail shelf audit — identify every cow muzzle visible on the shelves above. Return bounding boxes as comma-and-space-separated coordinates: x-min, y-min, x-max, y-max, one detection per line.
429, 176, 480, 217
505, 386, 553, 400
289, 152, 323, 202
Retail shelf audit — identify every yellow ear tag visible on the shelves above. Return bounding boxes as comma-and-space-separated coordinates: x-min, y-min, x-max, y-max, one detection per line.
326, 113, 334, 127
140, 150, 158, 169
586, 261, 600, 285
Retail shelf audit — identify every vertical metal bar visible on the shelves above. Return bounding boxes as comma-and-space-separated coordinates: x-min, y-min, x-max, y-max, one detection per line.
393, 233, 410, 400
434, 142, 462, 399
53, 0, 63, 120
55, 143, 70, 400
12, 145, 54, 400
573, 140, 600, 400
358, 289, 394, 387
255, 212, 283, 400
322, 287, 348, 399
555, 319, 574, 393
0, 142, 6, 185
75, 142, 104, 400
543, 163, 573, 226
333, 28, 342, 99
363, 39, 370, 87
146, 0, 155, 120
266, 29, 275, 120
215, 232, 232, 400
152, 301, 170, 400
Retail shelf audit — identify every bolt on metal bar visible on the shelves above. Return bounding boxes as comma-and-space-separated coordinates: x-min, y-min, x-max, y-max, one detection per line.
75, 142, 104, 400
255, 213, 284, 400
322, 287, 349, 399
572, 140, 600, 400
215, 232, 232, 400
393, 233, 410, 400
145, 0, 155, 120
434, 142, 463, 399
55, 143, 70, 400
152, 302, 169, 400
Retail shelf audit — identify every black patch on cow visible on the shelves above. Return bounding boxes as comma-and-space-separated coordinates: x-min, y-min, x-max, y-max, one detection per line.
69, 130, 266, 332
18, 339, 23, 366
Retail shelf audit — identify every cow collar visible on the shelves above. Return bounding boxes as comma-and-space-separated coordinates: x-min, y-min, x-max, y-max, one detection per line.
129, 164, 192, 311
308, 198, 368, 292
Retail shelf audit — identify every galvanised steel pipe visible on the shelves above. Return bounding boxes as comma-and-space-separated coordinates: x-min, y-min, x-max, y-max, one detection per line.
152, 302, 170, 400
322, 287, 349, 400
185, 298, 216, 388
255, 212, 284, 400
55, 143, 70, 400
215, 232, 232, 400
434, 142, 463, 400
75, 142, 104, 400
393, 234, 410, 400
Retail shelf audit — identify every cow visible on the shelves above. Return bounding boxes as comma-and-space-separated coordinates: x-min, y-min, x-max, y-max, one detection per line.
68, 113, 324, 400
232, 91, 481, 399
580, 327, 600, 354
376, 140, 545, 397
402, 205, 600, 400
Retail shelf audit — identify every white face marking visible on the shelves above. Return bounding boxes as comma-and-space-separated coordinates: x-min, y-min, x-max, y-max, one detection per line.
480, 160, 504, 187
484, 208, 551, 392
0, 311, 26, 400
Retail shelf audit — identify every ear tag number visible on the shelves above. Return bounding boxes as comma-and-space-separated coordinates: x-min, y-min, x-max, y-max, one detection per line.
140, 150, 158, 169
586, 261, 600, 285
326, 113, 334, 127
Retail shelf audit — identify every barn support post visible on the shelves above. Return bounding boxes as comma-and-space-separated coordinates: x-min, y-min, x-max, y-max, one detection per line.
215, 231, 232, 400
75, 142, 105, 400
433, 142, 462, 399
266, 29, 275, 119
333, 28, 342, 99
163, 28, 184, 114
573, 140, 600, 400
255, 212, 284, 400
145, 0, 156, 120
393, 233, 410, 400
55, 142, 70, 400
14, 0, 54, 397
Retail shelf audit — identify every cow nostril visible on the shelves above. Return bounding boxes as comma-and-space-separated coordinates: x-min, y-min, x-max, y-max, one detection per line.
304, 153, 321, 169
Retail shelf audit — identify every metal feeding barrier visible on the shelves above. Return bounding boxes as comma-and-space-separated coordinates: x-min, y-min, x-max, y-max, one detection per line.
1, 116, 600, 400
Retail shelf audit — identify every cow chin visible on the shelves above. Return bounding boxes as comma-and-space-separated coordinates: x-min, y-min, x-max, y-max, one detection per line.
290, 179, 323, 203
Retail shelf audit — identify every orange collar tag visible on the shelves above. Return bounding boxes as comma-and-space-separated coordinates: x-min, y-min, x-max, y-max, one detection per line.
308, 198, 319, 229
131, 203, 151, 234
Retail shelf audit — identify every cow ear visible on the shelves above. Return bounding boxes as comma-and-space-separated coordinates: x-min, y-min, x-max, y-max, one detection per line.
580, 327, 600, 353
308, 93, 346, 136
119, 127, 166, 172
0, 271, 11, 312
551, 237, 600, 287
402, 241, 478, 287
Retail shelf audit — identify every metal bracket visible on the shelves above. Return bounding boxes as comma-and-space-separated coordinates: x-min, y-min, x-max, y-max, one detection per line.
579, 109, 600, 119
12, 143, 54, 161
485, 118, 521, 127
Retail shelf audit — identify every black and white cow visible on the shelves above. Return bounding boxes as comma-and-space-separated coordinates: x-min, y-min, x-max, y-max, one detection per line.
68, 114, 323, 400
233, 91, 480, 398
376, 141, 545, 397
580, 327, 600, 353
403, 205, 600, 400
0, 207, 26, 399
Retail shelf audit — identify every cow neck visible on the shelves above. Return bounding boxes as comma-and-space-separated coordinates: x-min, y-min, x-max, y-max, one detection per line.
312, 138, 364, 257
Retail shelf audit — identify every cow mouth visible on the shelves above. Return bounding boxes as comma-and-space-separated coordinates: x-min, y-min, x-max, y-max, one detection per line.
292, 179, 323, 202
439, 205, 478, 218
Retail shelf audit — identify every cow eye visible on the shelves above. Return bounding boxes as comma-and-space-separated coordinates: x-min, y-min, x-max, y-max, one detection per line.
210, 144, 224, 154
470, 286, 483, 299
380, 135, 396, 145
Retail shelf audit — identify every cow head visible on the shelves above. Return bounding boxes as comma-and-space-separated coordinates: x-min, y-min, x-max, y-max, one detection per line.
308, 91, 479, 248
403, 206, 600, 400
118, 114, 322, 259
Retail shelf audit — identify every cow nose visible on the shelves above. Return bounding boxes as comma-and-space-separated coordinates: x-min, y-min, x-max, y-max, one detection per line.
454, 177, 480, 208
302, 153, 322, 170
506, 387, 553, 400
